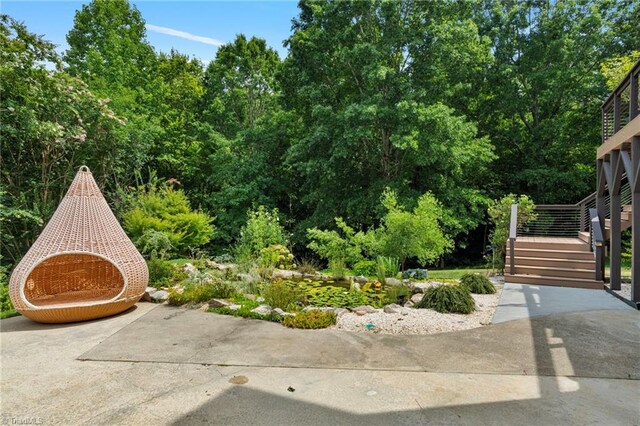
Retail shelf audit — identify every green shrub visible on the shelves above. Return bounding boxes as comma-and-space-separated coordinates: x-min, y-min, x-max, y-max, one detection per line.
488, 194, 536, 272
352, 260, 377, 277
282, 310, 337, 329
259, 244, 295, 269
377, 189, 452, 267
459, 273, 496, 294
124, 186, 215, 257
402, 269, 428, 280
0, 262, 17, 318
148, 259, 185, 286
262, 280, 305, 310
236, 206, 288, 261
306, 217, 379, 268
168, 281, 237, 306
415, 285, 475, 314
136, 229, 173, 259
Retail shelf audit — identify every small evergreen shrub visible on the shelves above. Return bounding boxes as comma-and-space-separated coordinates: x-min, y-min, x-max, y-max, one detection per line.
168, 281, 237, 306
352, 260, 377, 277
262, 280, 305, 310
148, 259, 185, 286
459, 273, 496, 294
124, 186, 215, 257
415, 285, 475, 314
282, 310, 337, 329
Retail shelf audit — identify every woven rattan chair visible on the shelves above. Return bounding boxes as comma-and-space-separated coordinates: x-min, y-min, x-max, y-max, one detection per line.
9, 166, 148, 323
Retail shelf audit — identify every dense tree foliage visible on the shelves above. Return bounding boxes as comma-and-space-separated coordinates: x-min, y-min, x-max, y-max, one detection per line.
1, 0, 638, 271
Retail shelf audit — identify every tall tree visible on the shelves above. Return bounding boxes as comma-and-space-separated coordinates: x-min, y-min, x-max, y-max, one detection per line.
64, 0, 161, 186
65, 0, 156, 96
0, 15, 126, 263
153, 50, 211, 181
281, 0, 494, 240
202, 34, 281, 138
473, 0, 621, 203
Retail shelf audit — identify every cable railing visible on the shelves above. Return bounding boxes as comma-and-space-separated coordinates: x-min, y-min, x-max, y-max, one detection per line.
517, 175, 632, 238
602, 58, 639, 142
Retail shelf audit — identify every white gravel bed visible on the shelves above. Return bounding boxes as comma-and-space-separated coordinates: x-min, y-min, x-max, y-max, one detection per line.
334, 284, 503, 336
610, 283, 632, 303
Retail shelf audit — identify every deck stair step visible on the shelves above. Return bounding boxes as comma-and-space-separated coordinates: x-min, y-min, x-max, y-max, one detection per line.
504, 273, 604, 289
506, 248, 594, 261
514, 265, 595, 280
514, 239, 589, 251
578, 231, 590, 243
514, 256, 594, 269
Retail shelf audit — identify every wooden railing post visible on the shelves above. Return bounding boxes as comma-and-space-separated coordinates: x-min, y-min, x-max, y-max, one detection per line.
589, 208, 605, 282
630, 70, 638, 121
509, 204, 518, 276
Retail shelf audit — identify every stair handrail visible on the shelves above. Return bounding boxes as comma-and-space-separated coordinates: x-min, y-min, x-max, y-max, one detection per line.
589, 208, 605, 281
535, 172, 630, 233
509, 204, 518, 275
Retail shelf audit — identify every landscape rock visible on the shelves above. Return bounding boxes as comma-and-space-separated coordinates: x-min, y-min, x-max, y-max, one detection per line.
355, 310, 368, 316
214, 262, 238, 272
404, 301, 415, 308
228, 304, 241, 311
208, 298, 231, 308
302, 306, 319, 312
150, 290, 169, 302
183, 263, 198, 275
353, 276, 368, 283
251, 304, 273, 315
383, 304, 403, 314
385, 278, 403, 287
411, 293, 424, 304
272, 269, 302, 280
273, 308, 294, 317
351, 305, 377, 314
333, 308, 349, 317
141, 287, 157, 302
411, 283, 432, 294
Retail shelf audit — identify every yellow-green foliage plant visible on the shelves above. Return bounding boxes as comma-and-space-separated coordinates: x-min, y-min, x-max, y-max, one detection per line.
282, 310, 337, 329
124, 186, 215, 257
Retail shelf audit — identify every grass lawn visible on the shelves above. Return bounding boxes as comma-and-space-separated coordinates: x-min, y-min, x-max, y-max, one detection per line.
604, 258, 632, 279
427, 267, 492, 280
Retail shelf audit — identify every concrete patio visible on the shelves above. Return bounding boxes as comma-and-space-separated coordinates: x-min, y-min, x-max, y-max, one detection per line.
1, 292, 639, 425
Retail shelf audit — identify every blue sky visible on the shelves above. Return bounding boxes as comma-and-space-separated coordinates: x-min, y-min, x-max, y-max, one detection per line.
2, 1, 300, 63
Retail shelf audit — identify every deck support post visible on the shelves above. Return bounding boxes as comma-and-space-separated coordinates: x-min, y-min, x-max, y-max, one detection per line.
609, 151, 622, 290
632, 137, 640, 304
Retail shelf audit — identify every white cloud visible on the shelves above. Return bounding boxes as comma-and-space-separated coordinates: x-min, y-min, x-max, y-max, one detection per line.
146, 24, 224, 46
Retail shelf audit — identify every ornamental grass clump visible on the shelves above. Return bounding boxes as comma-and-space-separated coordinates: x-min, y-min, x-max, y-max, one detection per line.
282, 310, 337, 329
415, 284, 475, 314
459, 273, 496, 294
